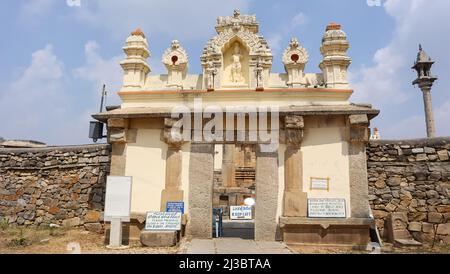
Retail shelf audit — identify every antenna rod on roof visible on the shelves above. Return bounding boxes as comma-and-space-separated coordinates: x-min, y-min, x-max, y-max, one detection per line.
99, 84, 107, 113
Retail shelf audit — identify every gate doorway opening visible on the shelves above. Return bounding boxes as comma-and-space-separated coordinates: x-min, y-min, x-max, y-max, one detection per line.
213, 144, 256, 240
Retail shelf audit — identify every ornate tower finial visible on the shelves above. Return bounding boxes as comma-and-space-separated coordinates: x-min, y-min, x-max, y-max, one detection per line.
233, 9, 241, 18
131, 27, 145, 38
419, 44, 422, 51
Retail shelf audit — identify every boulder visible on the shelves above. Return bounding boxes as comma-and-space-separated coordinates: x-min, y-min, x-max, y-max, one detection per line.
140, 230, 177, 247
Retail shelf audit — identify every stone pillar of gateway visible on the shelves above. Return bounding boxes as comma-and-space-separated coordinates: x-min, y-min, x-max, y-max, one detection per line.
92, 10, 380, 247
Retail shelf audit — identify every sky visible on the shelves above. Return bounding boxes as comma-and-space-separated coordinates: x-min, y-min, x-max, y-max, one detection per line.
0, 0, 449, 145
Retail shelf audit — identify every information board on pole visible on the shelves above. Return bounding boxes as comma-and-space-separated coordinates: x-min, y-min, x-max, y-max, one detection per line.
104, 176, 133, 222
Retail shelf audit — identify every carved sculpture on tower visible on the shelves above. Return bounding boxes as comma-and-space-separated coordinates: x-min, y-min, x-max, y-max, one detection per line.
319, 23, 351, 89
201, 9, 273, 89
282, 38, 309, 88
120, 28, 151, 91
162, 40, 189, 89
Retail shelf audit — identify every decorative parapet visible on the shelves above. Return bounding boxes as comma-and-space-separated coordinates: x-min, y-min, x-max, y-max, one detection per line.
120, 28, 151, 90
319, 23, 351, 89
162, 40, 189, 89
282, 38, 309, 88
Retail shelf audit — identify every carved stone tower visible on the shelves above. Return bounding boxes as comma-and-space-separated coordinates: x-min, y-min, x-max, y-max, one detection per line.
412, 45, 438, 138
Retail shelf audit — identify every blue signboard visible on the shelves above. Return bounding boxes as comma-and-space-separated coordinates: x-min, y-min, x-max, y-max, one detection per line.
166, 202, 185, 214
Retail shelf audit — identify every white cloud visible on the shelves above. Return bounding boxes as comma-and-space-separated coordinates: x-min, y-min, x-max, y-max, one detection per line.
0, 44, 88, 145
350, 0, 450, 138
20, 0, 57, 19
73, 0, 251, 41
73, 41, 123, 105
291, 12, 308, 28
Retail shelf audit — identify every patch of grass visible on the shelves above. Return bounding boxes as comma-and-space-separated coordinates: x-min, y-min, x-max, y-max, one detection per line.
0, 218, 8, 231
8, 229, 29, 247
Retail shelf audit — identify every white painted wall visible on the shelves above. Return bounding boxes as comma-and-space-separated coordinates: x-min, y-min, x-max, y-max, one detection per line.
301, 127, 351, 217
125, 129, 167, 214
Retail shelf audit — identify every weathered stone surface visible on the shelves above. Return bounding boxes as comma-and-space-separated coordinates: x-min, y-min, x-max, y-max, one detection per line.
367, 138, 450, 245
437, 223, 450, 235
62, 217, 81, 227
84, 210, 102, 223
428, 212, 443, 223
408, 222, 422, 232
140, 230, 177, 247
0, 144, 109, 227
255, 145, 279, 241
84, 223, 103, 233
187, 144, 214, 239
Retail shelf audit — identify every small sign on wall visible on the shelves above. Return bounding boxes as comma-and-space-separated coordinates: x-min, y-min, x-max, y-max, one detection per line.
166, 202, 185, 214
308, 198, 346, 218
230, 206, 253, 220
310, 177, 330, 191
145, 212, 182, 231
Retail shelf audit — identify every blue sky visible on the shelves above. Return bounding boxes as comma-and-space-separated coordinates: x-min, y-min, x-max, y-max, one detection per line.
0, 0, 449, 145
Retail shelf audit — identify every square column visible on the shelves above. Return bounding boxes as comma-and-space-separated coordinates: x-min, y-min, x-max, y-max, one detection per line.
348, 115, 371, 218
283, 115, 307, 217
255, 144, 279, 241
187, 144, 215, 239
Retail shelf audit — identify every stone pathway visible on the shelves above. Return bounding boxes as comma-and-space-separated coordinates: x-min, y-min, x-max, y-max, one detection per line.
184, 238, 294, 254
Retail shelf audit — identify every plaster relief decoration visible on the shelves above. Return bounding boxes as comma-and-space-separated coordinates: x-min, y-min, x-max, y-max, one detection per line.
319, 23, 351, 89
201, 9, 273, 89
162, 40, 189, 89
282, 38, 309, 88
120, 28, 151, 91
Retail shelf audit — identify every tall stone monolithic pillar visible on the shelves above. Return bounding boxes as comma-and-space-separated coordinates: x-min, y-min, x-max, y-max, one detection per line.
283, 115, 308, 217
419, 81, 437, 138
348, 115, 371, 218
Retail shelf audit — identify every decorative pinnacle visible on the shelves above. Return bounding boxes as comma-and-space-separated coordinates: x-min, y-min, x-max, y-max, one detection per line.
326, 22, 341, 31
233, 9, 241, 18
131, 27, 145, 38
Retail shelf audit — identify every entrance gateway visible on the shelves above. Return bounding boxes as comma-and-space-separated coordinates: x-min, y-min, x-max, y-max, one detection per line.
93, 10, 379, 247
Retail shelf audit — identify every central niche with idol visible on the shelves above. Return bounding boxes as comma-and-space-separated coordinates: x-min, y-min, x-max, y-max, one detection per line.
201, 9, 273, 90
222, 40, 250, 87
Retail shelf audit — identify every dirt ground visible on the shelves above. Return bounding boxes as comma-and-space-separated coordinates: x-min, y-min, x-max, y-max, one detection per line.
288, 243, 450, 254
1, 227, 448, 254
0, 227, 180, 254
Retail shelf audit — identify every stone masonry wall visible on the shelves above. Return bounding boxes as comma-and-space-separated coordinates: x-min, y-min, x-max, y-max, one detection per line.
0, 144, 110, 232
367, 138, 450, 245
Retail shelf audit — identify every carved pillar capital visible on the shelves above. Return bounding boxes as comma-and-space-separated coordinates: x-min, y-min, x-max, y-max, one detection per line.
284, 115, 304, 145
348, 114, 370, 143
161, 118, 185, 148
107, 118, 129, 144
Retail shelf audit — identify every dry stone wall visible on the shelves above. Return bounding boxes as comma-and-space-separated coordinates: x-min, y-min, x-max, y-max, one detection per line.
0, 144, 110, 232
367, 138, 450, 245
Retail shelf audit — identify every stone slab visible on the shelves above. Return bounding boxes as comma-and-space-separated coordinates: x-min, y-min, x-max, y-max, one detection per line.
187, 144, 214, 239
140, 230, 177, 247
394, 239, 423, 247
255, 146, 279, 241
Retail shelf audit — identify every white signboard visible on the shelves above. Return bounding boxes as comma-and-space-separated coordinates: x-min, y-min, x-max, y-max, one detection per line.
104, 176, 132, 222
145, 212, 182, 231
230, 206, 253, 220
310, 177, 330, 191
308, 198, 346, 218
